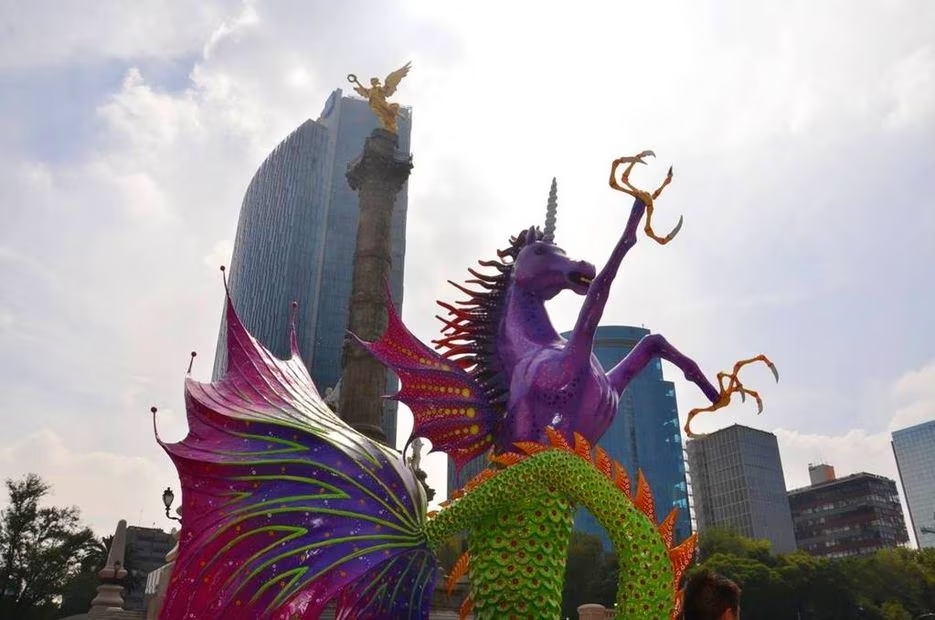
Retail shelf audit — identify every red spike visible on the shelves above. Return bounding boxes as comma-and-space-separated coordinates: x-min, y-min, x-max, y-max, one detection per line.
594, 447, 613, 479
440, 344, 476, 357
426, 510, 438, 519
668, 533, 698, 584
612, 462, 631, 497
634, 470, 657, 524
513, 441, 548, 456
446, 552, 470, 596
459, 595, 474, 620
572, 432, 592, 460
657, 508, 679, 549
545, 427, 571, 451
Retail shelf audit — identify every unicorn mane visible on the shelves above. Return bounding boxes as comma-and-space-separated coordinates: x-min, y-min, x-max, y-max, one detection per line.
431, 227, 548, 425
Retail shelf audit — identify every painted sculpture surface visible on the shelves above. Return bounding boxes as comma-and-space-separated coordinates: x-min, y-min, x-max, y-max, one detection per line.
157, 153, 776, 619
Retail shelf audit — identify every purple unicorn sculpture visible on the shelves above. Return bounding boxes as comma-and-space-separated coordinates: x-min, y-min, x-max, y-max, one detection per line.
364, 151, 778, 471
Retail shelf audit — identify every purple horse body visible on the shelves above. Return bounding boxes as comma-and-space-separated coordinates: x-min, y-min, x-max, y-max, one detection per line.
496, 199, 719, 452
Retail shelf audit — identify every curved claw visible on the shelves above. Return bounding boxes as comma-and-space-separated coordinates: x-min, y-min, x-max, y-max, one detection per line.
664, 215, 683, 243
768, 363, 780, 383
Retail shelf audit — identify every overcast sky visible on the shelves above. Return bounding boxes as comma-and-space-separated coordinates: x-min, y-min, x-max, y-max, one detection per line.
1, 0, 933, 544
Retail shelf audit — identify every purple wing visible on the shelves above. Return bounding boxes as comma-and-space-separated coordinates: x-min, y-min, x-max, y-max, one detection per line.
355, 288, 499, 472
156, 294, 436, 620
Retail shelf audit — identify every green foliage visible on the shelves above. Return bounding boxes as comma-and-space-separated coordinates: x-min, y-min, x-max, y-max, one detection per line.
0, 473, 99, 620
689, 527, 935, 620
561, 532, 618, 617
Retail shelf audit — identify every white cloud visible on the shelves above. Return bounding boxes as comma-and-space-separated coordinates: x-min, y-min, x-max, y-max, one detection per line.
890, 360, 935, 432
0, 430, 177, 536
0, 0, 241, 69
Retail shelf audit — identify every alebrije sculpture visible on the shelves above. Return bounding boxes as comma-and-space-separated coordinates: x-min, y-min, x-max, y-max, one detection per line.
156, 153, 776, 619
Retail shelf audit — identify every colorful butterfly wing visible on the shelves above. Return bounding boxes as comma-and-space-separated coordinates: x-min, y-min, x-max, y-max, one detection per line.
355, 291, 499, 472
157, 296, 436, 619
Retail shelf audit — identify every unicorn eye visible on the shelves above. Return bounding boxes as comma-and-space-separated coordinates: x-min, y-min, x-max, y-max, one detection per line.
534, 247, 544, 255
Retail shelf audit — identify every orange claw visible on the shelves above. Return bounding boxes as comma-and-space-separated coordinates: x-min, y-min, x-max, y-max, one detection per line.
684, 354, 779, 437
608, 152, 682, 245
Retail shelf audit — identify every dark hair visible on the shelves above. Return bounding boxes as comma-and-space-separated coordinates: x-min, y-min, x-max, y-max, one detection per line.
682, 569, 741, 620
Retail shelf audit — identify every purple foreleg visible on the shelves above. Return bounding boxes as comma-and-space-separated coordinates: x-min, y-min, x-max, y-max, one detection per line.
607, 333, 720, 403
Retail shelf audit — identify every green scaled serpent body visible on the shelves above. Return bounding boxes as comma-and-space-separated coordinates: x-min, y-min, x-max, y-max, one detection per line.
425, 434, 696, 619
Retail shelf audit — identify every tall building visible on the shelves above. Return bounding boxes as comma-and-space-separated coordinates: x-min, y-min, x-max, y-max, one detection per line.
892, 420, 935, 549
212, 89, 411, 444
787, 468, 909, 558
686, 424, 797, 554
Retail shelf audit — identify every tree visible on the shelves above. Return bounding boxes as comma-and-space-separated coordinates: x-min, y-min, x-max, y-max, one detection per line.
561, 532, 614, 617
0, 473, 97, 620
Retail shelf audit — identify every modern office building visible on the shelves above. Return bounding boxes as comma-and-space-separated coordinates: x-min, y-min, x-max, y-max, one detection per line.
212, 89, 411, 444
892, 420, 935, 549
687, 424, 797, 554
787, 466, 909, 558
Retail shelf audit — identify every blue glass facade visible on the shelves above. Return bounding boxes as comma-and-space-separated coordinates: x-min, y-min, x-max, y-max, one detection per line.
892, 420, 935, 549
212, 89, 411, 445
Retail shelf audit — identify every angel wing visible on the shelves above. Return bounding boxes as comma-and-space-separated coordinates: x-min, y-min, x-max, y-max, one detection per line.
157, 293, 436, 619
382, 61, 412, 97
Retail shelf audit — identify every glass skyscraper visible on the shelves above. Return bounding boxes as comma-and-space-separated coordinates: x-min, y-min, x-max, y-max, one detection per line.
892, 419, 935, 549
212, 89, 411, 445
687, 424, 797, 554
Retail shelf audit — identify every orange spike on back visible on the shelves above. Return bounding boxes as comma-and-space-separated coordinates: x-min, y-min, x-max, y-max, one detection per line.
634, 470, 657, 524
668, 532, 698, 584
545, 427, 571, 451
594, 447, 613, 479
459, 594, 474, 620
489, 452, 525, 467
657, 508, 679, 549
446, 551, 470, 596
572, 432, 592, 460
463, 468, 497, 492
426, 510, 438, 519
612, 462, 631, 497
513, 441, 549, 456
672, 587, 686, 620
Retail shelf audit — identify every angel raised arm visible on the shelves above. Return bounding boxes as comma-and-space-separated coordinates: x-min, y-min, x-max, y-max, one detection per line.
347, 62, 411, 134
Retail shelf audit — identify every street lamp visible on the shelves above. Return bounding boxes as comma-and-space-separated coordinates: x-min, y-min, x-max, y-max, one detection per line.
162, 487, 182, 522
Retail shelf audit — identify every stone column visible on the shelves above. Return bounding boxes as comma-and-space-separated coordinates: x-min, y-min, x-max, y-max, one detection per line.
339, 128, 413, 445
89, 520, 128, 616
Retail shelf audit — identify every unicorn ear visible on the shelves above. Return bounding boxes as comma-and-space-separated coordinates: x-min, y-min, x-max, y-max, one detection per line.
525, 226, 538, 245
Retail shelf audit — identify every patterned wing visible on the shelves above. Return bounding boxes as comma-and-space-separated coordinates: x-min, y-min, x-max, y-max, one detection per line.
355, 289, 498, 472
156, 295, 437, 620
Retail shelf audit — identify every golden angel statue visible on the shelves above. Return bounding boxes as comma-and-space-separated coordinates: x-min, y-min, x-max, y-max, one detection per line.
347, 62, 411, 134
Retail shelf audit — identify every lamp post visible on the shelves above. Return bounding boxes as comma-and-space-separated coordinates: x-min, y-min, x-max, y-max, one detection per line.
162, 487, 181, 522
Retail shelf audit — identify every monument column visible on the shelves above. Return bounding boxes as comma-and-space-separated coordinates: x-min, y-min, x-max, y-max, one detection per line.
339, 127, 413, 445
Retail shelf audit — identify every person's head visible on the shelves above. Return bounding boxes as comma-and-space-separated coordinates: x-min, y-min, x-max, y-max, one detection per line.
682, 569, 741, 620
